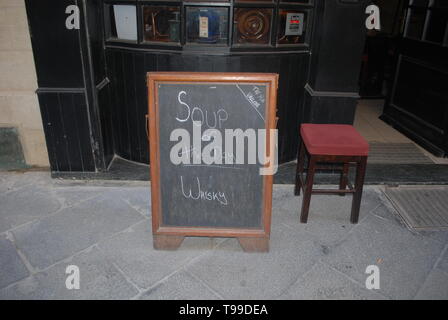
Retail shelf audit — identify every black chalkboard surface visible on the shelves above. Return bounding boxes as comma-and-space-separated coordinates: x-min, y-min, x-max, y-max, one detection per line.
147, 73, 278, 252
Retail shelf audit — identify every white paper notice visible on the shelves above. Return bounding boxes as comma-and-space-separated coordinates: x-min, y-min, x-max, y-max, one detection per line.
285, 12, 304, 36
113, 5, 137, 41
199, 16, 209, 38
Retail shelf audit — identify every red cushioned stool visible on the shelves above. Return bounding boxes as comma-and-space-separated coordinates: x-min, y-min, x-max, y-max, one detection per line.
294, 124, 369, 224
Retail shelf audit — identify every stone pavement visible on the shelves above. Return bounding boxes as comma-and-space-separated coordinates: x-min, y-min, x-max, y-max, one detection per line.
0, 171, 447, 300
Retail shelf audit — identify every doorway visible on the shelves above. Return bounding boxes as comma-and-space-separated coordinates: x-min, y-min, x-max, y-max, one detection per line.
355, 0, 448, 166
354, 99, 448, 165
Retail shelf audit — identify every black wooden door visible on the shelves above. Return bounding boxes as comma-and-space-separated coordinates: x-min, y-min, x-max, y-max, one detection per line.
382, 0, 448, 157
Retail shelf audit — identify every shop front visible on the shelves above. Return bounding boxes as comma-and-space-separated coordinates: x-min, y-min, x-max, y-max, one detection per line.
25, 0, 369, 177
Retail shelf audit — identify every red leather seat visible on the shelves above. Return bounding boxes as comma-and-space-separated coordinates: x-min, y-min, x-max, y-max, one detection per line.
300, 124, 369, 156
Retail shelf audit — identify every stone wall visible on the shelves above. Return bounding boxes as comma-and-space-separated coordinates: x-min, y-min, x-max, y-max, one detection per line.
0, 0, 49, 167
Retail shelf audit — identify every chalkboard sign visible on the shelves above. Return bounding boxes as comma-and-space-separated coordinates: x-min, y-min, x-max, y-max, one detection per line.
147, 72, 278, 252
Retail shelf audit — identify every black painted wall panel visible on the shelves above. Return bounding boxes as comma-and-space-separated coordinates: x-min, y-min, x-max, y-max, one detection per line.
123, 53, 140, 162
303, 92, 357, 125
106, 49, 309, 164
38, 95, 59, 171
97, 84, 115, 166
85, 0, 107, 86
113, 51, 131, 160
25, 0, 85, 88
134, 53, 148, 164
59, 94, 84, 171
308, 0, 370, 93
45, 94, 70, 170
72, 93, 96, 171
38, 92, 95, 172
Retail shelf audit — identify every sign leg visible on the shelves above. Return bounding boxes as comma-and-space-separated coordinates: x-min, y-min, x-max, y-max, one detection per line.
238, 237, 269, 252
153, 235, 184, 250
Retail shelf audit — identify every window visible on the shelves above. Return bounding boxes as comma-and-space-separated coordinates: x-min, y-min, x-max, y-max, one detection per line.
277, 9, 307, 45
186, 6, 229, 45
404, 1, 448, 45
106, 4, 137, 41
233, 8, 273, 46
142, 6, 181, 44
104, 0, 313, 50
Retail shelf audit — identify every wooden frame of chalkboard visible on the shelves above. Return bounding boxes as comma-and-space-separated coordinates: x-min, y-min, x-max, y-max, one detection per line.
147, 72, 278, 252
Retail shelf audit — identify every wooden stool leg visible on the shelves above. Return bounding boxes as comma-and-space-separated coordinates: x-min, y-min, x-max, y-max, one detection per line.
339, 163, 349, 196
294, 142, 305, 196
300, 156, 316, 223
351, 157, 367, 224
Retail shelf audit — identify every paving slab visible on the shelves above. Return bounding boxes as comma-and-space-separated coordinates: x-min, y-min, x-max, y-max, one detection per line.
97, 221, 210, 290
436, 247, 448, 273
140, 271, 221, 300
0, 234, 29, 289
0, 247, 138, 300
370, 202, 404, 224
52, 186, 105, 209
414, 268, 448, 300
11, 194, 144, 270
274, 186, 383, 246
105, 187, 151, 218
1, 171, 448, 300
0, 174, 9, 193
372, 202, 448, 246
278, 262, 386, 300
323, 214, 445, 299
0, 184, 61, 233
0, 172, 53, 194
415, 230, 448, 246
185, 224, 325, 300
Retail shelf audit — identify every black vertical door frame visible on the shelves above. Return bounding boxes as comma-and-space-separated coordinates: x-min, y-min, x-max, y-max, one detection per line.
381, 0, 448, 157
78, 0, 108, 172
25, 0, 110, 173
